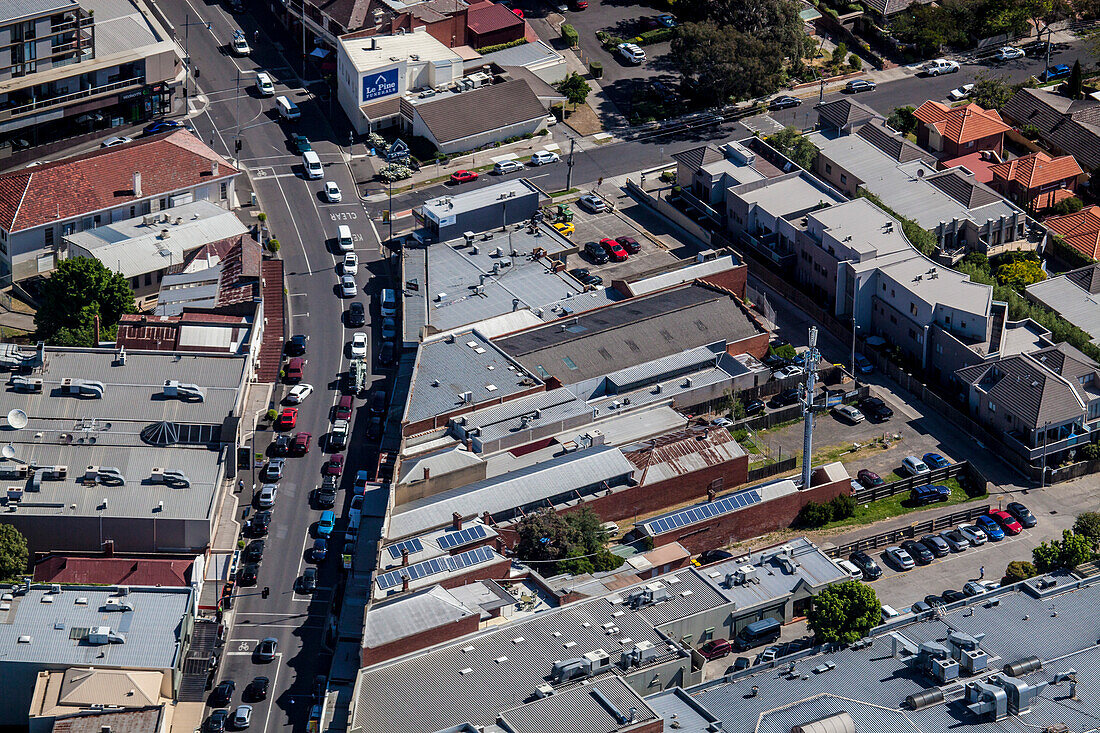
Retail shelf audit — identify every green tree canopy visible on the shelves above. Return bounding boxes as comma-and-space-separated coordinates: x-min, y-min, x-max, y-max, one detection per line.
34, 257, 135, 346
1003, 560, 1038, 584
670, 23, 788, 104
514, 508, 624, 576
674, 0, 802, 47
0, 524, 28, 582
557, 72, 591, 108
766, 127, 819, 170
1033, 529, 1095, 572
887, 106, 918, 135
971, 71, 1014, 110
808, 580, 880, 643
995, 258, 1046, 289
1068, 59, 1084, 100
1073, 512, 1100, 544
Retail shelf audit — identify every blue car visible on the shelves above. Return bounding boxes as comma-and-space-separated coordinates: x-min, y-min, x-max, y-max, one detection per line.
854, 354, 873, 374
142, 119, 182, 136
1040, 64, 1071, 82
317, 510, 335, 538
312, 538, 328, 562
923, 453, 950, 470
975, 515, 1005, 541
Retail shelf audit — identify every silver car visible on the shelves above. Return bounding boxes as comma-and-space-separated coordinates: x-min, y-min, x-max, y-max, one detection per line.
339, 274, 357, 298
885, 546, 914, 570
257, 484, 277, 508
939, 529, 970, 552
232, 705, 252, 729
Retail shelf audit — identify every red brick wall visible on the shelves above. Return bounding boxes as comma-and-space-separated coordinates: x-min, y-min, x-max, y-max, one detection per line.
362, 610, 480, 666
649, 477, 851, 555
731, 331, 769, 361
560, 455, 749, 524
699, 263, 747, 300
437, 558, 512, 592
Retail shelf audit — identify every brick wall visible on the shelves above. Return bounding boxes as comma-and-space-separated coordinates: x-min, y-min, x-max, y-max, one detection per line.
648, 477, 851, 555
731, 331, 770, 361
361, 610, 480, 666
698, 263, 748, 300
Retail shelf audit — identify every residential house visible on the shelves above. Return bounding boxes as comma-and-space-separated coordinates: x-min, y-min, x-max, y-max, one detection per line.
989, 151, 1083, 212
465, 0, 525, 49
956, 343, 1100, 465
814, 98, 879, 137
913, 101, 1011, 159
1002, 87, 1100, 172
281, 0, 469, 53
1025, 264, 1100, 345
861, 0, 935, 21
0, 130, 238, 285
1040, 205, 1100, 259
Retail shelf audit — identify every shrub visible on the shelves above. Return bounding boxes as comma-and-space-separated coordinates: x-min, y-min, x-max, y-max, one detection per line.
256, 212, 267, 223
848, 54, 862, 71
1003, 560, 1037, 584
798, 500, 834, 528
266, 238, 280, 253
769, 343, 798, 360
378, 163, 413, 182
660, 170, 677, 183
830, 493, 856, 520
475, 38, 528, 54
561, 23, 579, 47
367, 132, 387, 151
265, 408, 277, 421
589, 60, 603, 78
1051, 196, 1084, 216
636, 27, 674, 45
1081, 441, 1100, 461
1021, 123, 1040, 140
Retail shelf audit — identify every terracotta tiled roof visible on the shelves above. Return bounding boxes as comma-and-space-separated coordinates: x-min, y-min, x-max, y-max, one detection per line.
990, 151, 1083, 190
1046, 205, 1100, 259
33, 555, 192, 586
217, 237, 262, 306
913, 101, 1011, 145
1031, 187, 1077, 212
0, 130, 238, 233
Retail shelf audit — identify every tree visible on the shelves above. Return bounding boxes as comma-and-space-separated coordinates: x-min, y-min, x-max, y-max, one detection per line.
766, 126, 819, 170
670, 22, 787, 104
971, 71, 1014, 110
797, 500, 834, 528
830, 42, 849, 70
1052, 196, 1084, 216
1073, 512, 1100, 544
0, 524, 28, 582
514, 508, 624, 576
557, 72, 591, 109
995, 258, 1046, 289
34, 257, 135, 346
1033, 529, 1095, 571
830, 494, 856, 520
887, 106, 918, 135
1068, 59, 1084, 100
1003, 560, 1038, 584
673, 0, 802, 48
808, 580, 880, 643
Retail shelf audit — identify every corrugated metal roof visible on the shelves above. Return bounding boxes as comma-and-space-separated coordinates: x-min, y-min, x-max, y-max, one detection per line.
499, 677, 659, 733
1026, 275, 1100, 343
627, 255, 742, 296
624, 426, 746, 485
0, 0, 75, 24
362, 586, 477, 649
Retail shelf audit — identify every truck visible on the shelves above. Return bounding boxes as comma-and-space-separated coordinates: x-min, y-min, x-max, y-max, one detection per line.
349, 358, 370, 395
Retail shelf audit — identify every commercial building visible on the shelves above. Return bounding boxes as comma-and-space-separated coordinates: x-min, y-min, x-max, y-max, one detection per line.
0, 583, 193, 726
0, 343, 250, 554
32, 552, 195, 587
418, 178, 548, 241
473, 39, 566, 84
29, 667, 175, 733
1003, 87, 1100, 171
0, 0, 181, 164
465, 0, 524, 48
284, 0, 470, 51
0, 130, 238, 285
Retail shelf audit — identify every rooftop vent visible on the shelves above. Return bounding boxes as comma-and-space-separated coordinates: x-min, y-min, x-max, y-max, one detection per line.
163, 380, 205, 402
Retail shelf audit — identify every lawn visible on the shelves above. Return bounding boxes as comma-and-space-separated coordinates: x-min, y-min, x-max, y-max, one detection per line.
814, 476, 985, 532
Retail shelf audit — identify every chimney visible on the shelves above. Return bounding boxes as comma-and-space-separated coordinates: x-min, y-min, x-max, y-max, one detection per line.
101, 727, 112, 733
452, 512, 463, 530
102, 539, 115, 557
707, 487, 717, 503
93, 314, 101, 345
401, 548, 410, 567
212, 161, 219, 177
133, 172, 141, 196
401, 574, 410, 593
423, 467, 430, 481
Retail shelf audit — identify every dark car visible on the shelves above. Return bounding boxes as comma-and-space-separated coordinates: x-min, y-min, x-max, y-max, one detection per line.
205, 709, 229, 733
770, 388, 800, 407
924, 594, 945, 607
291, 431, 311, 455
571, 268, 604, 287
243, 540, 265, 562
901, 540, 934, 565
286, 334, 307, 356
923, 452, 950, 470
368, 415, 384, 441
247, 511, 272, 537
298, 567, 318, 593
347, 301, 366, 328
370, 388, 387, 414
762, 353, 791, 370
335, 394, 354, 421
323, 454, 344, 476
312, 537, 328, 562
142, 119, 182, 136
212, 680, 236, 707
699, 639, 733, 660
744, 399, 765, 416
920, 534, 950, 558
379, 341, 396, 366
859, 396, 893, 421
584, 241, 610, 264
291, 133, 311, 153
911, 601, 932, 613
941, 589, 967, 603
237, 563, 259, 586
857, 469, 884, 488
616, 236, 641, 254
1007, 501, 1037, 528
849, 550, 882, 580
246, 676, 269, 702
1040, 63, 1071, 81
696, 549, 734, 566
844, 79, 876, 93
910, 484, 951, 506
311, 487, 337, 508
271, 434, 291, 456
769, 95, 802, 110
729, 656, 752, 672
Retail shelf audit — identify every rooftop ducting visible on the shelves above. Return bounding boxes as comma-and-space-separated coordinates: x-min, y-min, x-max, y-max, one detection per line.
60, 378, 105, 398
102, 598, 134, 612
966, 680, 1008, 722
9, 376, 42, 393
791, 712, 855, 733
906, 688, 944, 710
85, 466, 126, 486
86, 626, 126, 645
1003, 657, 1042, 677
163, 380, 206, 402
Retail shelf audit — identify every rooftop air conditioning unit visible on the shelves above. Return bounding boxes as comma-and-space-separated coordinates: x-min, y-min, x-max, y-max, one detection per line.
103, 598, 134, 612
9, 376, 42, 393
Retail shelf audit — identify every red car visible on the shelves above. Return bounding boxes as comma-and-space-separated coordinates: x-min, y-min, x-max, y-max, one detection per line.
511, 7, 524, 17
699, 639, 732, 660
450, 170, 478, 184
571, 0, 588, 8
323, 454, 344, 476
600, 238, 628, 262
275, 407, 298, 430
989, 509, 1023, 535
291, 432, 311, 455
615, 236, 641, 254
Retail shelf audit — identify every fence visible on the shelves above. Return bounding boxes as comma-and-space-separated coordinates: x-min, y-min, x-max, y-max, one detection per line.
849, 461, 982, 504
746, 456, 798, 484
825, 504, 992, 558
1049, 459, 1100, 484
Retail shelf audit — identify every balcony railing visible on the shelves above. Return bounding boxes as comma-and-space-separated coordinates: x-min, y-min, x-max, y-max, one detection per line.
1003, 423, 1095, 462
0, 76, 143, 119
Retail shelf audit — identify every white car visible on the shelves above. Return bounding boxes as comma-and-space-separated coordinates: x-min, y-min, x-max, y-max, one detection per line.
255, 72, 275, 96
494, 159, 524, 174
339, 274, 357, 297
834, 405, 865, 423
529, 151, 560, 166
350, 332, 368, 357
996, 45, 1024, 61
711, 416, 734, 427
774, 365, 804, 380
342, 251, 359, 275
924, 58, 959, 76
101, 136, 132, 148
257, 484, 277, 508
901, 455, 930, 476
231, 34, 251, 56
617, 42, 646, 65
947, 83, 975, 101
286, 383, 314, 404
323, 181, 342, 203
545, 115, 558, 126
231, 705, 253, 729
958, 523, 988, 546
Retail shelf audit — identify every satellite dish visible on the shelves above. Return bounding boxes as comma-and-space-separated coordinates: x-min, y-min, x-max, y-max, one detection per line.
4, 409, 27, 430
1, 445, 14, 459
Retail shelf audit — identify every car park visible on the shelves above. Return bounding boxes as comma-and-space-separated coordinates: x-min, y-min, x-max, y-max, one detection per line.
975, 514, 1005, 540
350, 332, 368, 357
948, 83, 975, 101
212, 680, 236, 706
206, 710, 229, 732
584, 241, 610, 264
769, 95, 802, 110
849, 550, 882, 579
923, 453, 950, 469
996, 45, 1024, 60
347, 302, 366, 327
244, 540, 265, 562
578, 194, 607, 213
834, 558, 864, 580
493, 159, 524, 174
246, 677, 269, 702
601, 238, 628, 261
884, 546, 915, 570
910, 484, 950, 506
298, 567, 318, 593
769, 388, 800, 407
275, 408, 297, 430
530, 151, 560, 166
901, 455, 931, 476
247, 511, 271, 537
286, 383, 314, 404
312, 538, 328, 562
990, 509, 1023, 535
958, 523, 987, 545
859, 396, 893, 421
924, 59, 960, 75
834, 405, 865, 423
1040, 64, 1071, 81
699, 639, 733, 660
1007, 501, 1037, 528
616, 43, 646, 65
292, 432, 311, 455
844, 79, 876, 93
921, 534, 950, 557
257, 484, 277, 508
450, 170, 478, 184
339, 274, 358, 297
857, 469, 884, 488
255, 638, 277, 662
940, 529, 970, 552
901, 540, 933, 565
323, 181, 342, 203
616, 236, 641, 254
553, 221, 575, 237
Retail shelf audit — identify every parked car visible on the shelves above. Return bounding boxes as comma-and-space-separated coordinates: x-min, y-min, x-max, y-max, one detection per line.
323, 454, 344, 477
901, 539, 934, 565
857, 469, 884, 488
286, 334, 307, 356
335, 394, 353, 421
285, 356, 304, 383
231, 705, 252, 729
657, 13, 676, 26
881, 604, 900, 621
924, 594, 945, 607
257, 484, 277, 508
529, 151, 560, 166
255, 638, 277, 662
1007, 501, 1037, 528
924, 58, 960, 75
957, 523, 987, 546
941, 589, 967, 603
368, 415, 384, 440
142, 119, 182, 136
583, 241, 610, 264
275, 407, 297, 430
244, 540, 265, 562
350, 332, 368, 358
940, 529, 970, 552
975, 514, 1005, 541
347, 301, 366, 327
774, 365, 804, 380
921, 534, 950, 557
571, 268, 604, 287
859, 396, 893, 421
854, 354, 873, 374
246, 677, 269, 702
849, 550, 882, 579
578, 193, 607, 212
745, 399, 765, 416
291, 432, 311, 455
616, 236, 641, 254
964, 581, 991, 596
770, 388, 800, 407
834, 558, 864, 581
729, 656, 752, 672
1040, 64, 1071, 81
450, 169, 478, 184
923, 452, 950, 469
298, 567, 317, 593
769, 95, 802, 110
247, 511, 271, 537
271, 434, 291, 456
370, 388, 387, 414
379, 341, 396, 366
901, 455, 931, 476
600, 238, 628, 261
101, 136, 133, 148
995, 45, 1025, 60
553, 221, 575, 237
317, 510, 335, 537
312, 538, 328, 562
990, 509, 1023, 535
711, 416, 734, 428
212, 680, 236, 707
286, 383, 314, 404
695, 549, 735, 566
947, 83, 975, 101
911, 601, 932, 614
323, 181, 342, 202
493, 159, 524, 174
699, 639, 733, 660
616, 42, 646, 64
844, 79, 876, 93
834, 405, 865, 423
311, 487, 336, 508
910, 484, 950, 506
884, 546, 915, 570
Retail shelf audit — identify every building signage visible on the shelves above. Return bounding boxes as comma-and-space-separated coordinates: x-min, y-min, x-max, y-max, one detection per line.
362, 67, 399, 103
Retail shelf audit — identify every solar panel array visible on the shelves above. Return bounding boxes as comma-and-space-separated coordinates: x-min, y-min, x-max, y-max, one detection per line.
376, 546, 498, 590
436, 524, 489, 551
644, 489, 762, 536
387, 538, 425, 560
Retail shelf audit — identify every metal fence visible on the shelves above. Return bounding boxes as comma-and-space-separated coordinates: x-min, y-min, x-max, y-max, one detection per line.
849, 461, 979, 504
826, 504, 993, 558
746, 456, 798, 484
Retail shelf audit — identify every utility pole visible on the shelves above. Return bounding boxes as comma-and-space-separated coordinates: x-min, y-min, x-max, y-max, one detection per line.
850, 286, 858, 378
565, 137, 576, 193
388, 176, 393, 245
235, 68, 241, 133
800, 326, 820, 491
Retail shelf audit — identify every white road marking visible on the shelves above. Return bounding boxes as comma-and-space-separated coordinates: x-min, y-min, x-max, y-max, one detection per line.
262, 653, 282, 733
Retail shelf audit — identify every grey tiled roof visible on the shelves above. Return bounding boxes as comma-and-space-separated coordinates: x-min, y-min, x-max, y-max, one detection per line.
925, 168, 1003, 209
1065, 264, 1100, 294
955, 352, 1086, 426
856, 119, 936, 164
409, 80, 547, 145
815, 98, 880, 132
1002, 88, 1100, 171
672, 145, 726, 171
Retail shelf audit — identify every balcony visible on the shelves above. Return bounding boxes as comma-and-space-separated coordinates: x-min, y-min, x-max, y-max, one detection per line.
0, 76, 143, 120
1003, 422, 1095, 462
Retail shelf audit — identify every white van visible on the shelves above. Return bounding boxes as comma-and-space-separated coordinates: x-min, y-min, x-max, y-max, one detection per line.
303, 150, 323, 179
337, 225, 354, 252
380, 289, 397, 317
255, 72, 275, 97
276, 95, 300, 120
833, 558, 864, 581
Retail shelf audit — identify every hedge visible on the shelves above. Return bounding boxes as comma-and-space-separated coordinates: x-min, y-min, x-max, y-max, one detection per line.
635, 27, 674, 45
476, 38, 528, 54
561, 23, 578, 47
1048, 234, 1095, 270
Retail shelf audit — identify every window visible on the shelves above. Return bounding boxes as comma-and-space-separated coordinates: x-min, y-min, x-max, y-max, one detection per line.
0, 239, 6, 255
825, 163, 833, 174
562, 356, 578, 370
144, 273, 152, 286
989, 401, 996, 412
220, 182, 228, 200
944, 315, 950, 324
129, 206, 136, 218
891, 289, 895, 297
910, 302, 918, 316
840, 174, 848, 184
909, 329, 917, 340
159, 198, 168, 211
961, 320, 967, 329
890, 315, 897, 324
43, 227, 54, 248
131, 276, 140, 288
882, 283, 886, 291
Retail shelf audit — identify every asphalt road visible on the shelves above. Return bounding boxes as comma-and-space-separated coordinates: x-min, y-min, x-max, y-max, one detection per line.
154, 2, 389, 731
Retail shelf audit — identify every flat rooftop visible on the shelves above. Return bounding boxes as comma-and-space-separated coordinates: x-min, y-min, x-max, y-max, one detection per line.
339, 29, 462, 72
420, 179, 545, 222
735, 173, 845, 220
875, 250, 992, 317
810, 198, 914, 260
0, 584, 191, 669
362, 585, 478, 650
